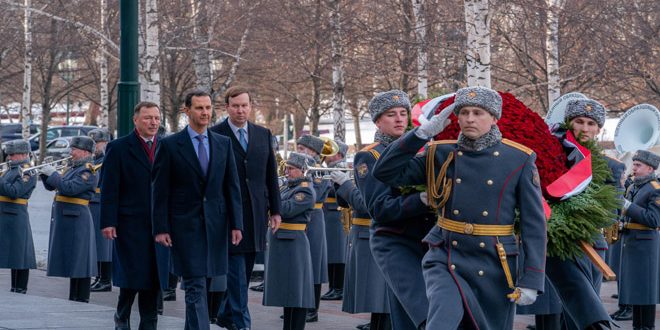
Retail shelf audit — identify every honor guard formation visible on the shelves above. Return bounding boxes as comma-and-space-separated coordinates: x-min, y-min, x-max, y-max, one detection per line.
1, 85, 659, 330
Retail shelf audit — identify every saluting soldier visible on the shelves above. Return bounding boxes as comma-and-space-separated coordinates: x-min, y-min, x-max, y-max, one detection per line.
618, 150, 660, 330
39, 136, 98, 303
374, 86, 547, 329
354, 90, 434, 330
320, 140, 349, 302
263, 152, 316, 330
87, 128, 113, 293
331, 168, 391, 329
0, 140, 37, 294
295, 134, 330, 322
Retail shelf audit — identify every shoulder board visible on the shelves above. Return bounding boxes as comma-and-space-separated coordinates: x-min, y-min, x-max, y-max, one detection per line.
360, 142, 380, 152
301, 182, 310, 188
502, 139, 533, 155
428, 139, 457, 146
651, 181, 660, 190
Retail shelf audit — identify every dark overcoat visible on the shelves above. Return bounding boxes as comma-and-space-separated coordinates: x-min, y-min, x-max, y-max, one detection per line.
152, 128, 243, 278
263, 178, 315, 308
44, 162, 98, 278
373, 129, 547, 330
322, 184, 347, 264
618, 177, 660, 305
210, 120, 280, 254
307, 177, 330, 284
0, 163, 37, 269
100, 132, 170, 290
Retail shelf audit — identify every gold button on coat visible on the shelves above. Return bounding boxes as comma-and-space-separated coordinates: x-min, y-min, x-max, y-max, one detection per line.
479, 242, 485, 248
456, 178, 462, 184
493, 151, 500, 156
482, 211, 489, 217
487, 180, 493, 185
452, 240, 458, 246
478, 270, 484, 276
450, 264, 456, 270
453, 209, 460, 215
457, 151, 463, 156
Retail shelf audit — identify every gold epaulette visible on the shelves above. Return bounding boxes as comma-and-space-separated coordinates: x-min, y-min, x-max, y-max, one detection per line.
651, 181, 660, 190
428, 139, 457, 146
359, 142, 381, 160
502, 139, 533, 155
86, 163, 102, 174
301, 182, 310, 188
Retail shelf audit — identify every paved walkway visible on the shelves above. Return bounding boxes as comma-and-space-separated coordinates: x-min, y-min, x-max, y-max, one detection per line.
1, 268, 653, 329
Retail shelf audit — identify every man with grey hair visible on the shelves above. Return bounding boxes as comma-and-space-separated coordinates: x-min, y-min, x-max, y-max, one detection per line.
374, 86, 547, 329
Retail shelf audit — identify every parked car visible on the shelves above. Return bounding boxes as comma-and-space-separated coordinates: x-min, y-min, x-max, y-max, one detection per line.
0, 123, 40, 143
1, 125, 100, 160
33, 137, 73, 160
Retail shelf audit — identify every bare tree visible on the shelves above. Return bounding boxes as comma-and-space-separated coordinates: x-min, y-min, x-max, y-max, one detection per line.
412, 0, 428, 98
97, 0, 109, 127
464, 0, 492, 87
20, 0, 32, 139
545, 0, 563, 105
329, 0, 345, 141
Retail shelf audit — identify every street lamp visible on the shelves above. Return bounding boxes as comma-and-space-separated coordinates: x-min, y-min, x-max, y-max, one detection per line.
58, 54, 77, 125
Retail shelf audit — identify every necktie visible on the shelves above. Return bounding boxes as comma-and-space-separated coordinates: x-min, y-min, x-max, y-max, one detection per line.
238, 128, 248, 151
195, 135, 208, 176
146, 140, 153, 149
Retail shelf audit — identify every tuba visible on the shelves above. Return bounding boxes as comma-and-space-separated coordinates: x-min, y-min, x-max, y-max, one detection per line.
545, 92, 588, 126
614, 104, 660, 154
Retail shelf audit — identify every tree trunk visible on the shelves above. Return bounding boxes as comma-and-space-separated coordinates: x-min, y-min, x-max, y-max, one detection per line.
308, 0, 323, 136
464, 0, 492, 88
545, 0, 563, 108
412, 0, 428, 99
142, 0, 161, 104
191, 0, 211, 92
352, 110, 362, 150
20, 0, 32, 139
329, 0, 345, 142
98, 0, 109, 128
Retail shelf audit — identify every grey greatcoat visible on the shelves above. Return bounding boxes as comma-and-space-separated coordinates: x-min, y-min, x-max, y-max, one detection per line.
373, 129, 547, 330
0, 163, 37, 269
263, 178, 315, 308
335, 180, 390, 314
307, 177, 329, 284
43, 163, 98, 278
322, 185, 347, 264
618, 177, 660, 305
89, 155, 112, 262
354, 141, 433, 329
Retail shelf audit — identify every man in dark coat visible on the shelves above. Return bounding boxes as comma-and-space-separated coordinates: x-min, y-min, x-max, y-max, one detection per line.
153, 90, 243, 330
100, 102, 171, 330
209, 86, 281, 330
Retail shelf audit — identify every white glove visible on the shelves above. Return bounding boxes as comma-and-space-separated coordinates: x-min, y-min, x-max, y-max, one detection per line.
39, 164, 57, 177
513, 287, 538, 306
415, 104, 454, 139
622, 199, 632, 211
420, 191, 429, 206
330, 171, 350, 186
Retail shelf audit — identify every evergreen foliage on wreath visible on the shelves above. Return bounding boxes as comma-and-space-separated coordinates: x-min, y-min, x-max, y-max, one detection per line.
427, 92, 619, 259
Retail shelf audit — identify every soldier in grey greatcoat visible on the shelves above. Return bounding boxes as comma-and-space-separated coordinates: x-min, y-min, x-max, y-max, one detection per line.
320, 140, 349, 301
39, 136, 98, 303
263, 152, 315, 330
351, 90, 434, 330
296, 134, 330, 322
543, 99, 615, 329
618, 150, 660, 330
332, 169, 391, 330
87, 128, 113, 293
374, 86, 547, 330
0, 140, 37, 294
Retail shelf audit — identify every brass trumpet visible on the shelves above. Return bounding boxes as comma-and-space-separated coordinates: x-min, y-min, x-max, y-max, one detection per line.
21, 157, 71, 176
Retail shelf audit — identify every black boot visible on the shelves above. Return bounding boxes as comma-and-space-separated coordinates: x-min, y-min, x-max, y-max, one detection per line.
91, 262, 112, 292
613, 305, 633, 321
306, 309, 318, 322
11, 269, 29, 294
